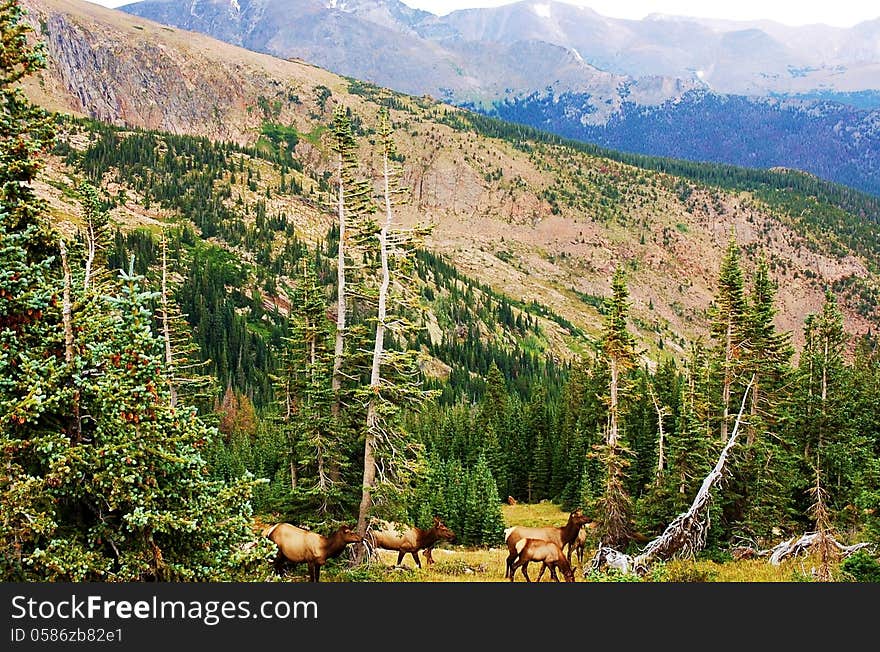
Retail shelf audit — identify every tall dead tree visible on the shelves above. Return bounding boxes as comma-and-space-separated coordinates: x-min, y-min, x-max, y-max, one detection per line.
354, 110, 435, 562
330, 107, 351, 429
355, 112, 397, 553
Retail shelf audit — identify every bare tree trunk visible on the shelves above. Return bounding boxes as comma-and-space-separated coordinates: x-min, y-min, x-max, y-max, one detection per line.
330, 152, 347, 484
60, 240, 74, 365
355, 145, 393, 561
649, 384, 666, 479
747, 377, 759, 446
84, 215, 96, 292
721, 320, 733, 441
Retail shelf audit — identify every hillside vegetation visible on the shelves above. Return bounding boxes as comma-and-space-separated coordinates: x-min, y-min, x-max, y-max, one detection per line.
3, 0, 879, 583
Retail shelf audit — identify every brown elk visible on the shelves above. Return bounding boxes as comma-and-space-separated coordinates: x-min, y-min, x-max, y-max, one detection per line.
367, 516, 456, 568
504, 508, 593, 578
509, 538, 575, 582
263, 522, 361, 582
565, 525, 589, 567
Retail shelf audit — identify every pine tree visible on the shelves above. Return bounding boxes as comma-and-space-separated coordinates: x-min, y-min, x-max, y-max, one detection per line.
639, 345, 714, 536
595, 264, 637, 547
154, 229, 217, 411
0, 0, 55, 242
710, 233, 748, 443
602, 265, 637, 448
735, 256, 796, 537
1, 12, 266, 579
792, 291, 867, 516
463, 454, 506, 546
328, 105, 371, 464
77, 182, 111, 292
4, 261, 267, 580
272, 258, 345, 520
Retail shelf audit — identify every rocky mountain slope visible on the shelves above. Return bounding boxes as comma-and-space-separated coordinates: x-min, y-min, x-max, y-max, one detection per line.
22, 0, 880, 360
112, 0, 880, 195
119, 0, 880, 100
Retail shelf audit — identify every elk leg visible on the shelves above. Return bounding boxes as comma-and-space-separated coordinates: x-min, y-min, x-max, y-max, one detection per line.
396, 550, 406, 566
505, 552, 518, 578
521, 562, 532, 583
536, 563, 547, 582
411, 551, 421, 568
423, 548, 434, 565
509, 559, 523, 582
549, 565, 560, 582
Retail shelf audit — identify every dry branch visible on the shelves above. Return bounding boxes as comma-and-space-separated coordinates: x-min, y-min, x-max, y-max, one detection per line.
766, 533, 873, 566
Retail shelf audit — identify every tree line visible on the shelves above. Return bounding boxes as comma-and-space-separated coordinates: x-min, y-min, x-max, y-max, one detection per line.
2, 1, 878, 583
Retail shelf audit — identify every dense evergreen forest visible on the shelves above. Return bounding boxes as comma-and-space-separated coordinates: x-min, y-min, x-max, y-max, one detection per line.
2, 2, 879, 582
478, 90, 880, 197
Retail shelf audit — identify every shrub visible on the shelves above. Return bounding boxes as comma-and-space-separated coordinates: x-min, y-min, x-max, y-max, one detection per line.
840, 551, 880, 583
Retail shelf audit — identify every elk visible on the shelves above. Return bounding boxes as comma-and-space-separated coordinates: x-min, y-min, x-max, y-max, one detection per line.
565, 526, 589, 567
504, 508, 593, 578
509, 538, 575, 582
367, 516, 456, 568
263, 522, 361, 582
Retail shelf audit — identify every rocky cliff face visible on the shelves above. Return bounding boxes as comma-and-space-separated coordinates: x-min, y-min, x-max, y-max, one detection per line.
22, 0, 339, 143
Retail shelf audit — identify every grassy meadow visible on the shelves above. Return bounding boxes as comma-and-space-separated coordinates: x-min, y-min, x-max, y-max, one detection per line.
268, 502, 839, 583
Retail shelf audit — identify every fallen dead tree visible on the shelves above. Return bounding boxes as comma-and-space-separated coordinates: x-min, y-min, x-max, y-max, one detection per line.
589, 374, 876, 577
766, 532, 873, 565
590, 376, 755, 576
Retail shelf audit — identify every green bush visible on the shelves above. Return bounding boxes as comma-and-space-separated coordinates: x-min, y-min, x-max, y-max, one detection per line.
840, 551, 880, 583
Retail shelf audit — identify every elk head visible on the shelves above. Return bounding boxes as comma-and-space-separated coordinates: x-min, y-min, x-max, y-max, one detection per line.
336, 525, 363, 544
570, 508, 592, 528
433, 516, 456, 543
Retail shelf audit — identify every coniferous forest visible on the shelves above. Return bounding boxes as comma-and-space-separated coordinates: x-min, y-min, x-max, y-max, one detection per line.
2, 0, 880, 583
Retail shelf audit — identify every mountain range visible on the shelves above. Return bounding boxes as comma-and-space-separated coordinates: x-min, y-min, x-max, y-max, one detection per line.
114, 0, 880, 195
20, 0, 880, 364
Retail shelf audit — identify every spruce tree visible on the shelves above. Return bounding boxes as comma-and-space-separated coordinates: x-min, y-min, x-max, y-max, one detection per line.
463, 454, 506, 546
1, 11, 267, 579
596, 264, 637, 547
736, 256, 796, 537
270, 259, 344, 521
328, 105, 370, 467
710, 233, 748, 443
792, 291, 867, 517
0, 0, 54, 242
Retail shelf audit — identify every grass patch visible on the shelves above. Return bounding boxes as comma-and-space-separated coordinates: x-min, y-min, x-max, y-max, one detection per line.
259, 503, 862, 582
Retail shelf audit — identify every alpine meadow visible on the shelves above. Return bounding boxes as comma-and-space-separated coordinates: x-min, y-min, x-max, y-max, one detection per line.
3, 0, 880, 587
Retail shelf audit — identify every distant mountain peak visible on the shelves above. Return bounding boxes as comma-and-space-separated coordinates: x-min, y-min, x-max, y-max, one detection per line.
530, 3, 551, 19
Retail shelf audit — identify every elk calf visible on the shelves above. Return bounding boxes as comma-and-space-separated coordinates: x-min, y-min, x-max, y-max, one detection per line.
565, 526, 589, 567
510, 538, 575, 582
505, 508, 592, 578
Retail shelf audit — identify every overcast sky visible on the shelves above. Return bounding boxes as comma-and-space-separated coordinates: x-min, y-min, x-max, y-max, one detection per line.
88, 0, 879, 28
